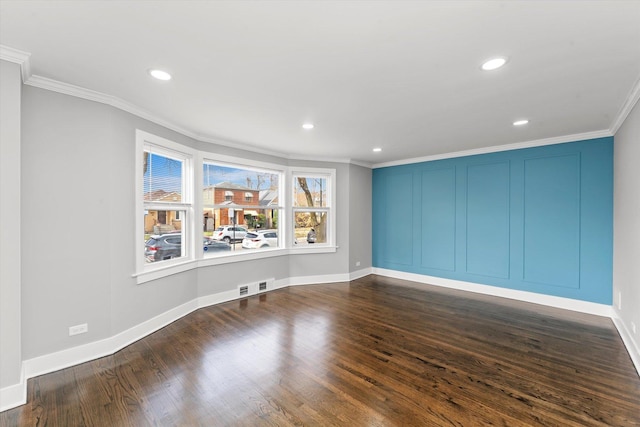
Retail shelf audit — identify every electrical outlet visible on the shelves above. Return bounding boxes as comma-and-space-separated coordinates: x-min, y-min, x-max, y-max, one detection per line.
356, 261, 361, 267
69, 323, 88, 336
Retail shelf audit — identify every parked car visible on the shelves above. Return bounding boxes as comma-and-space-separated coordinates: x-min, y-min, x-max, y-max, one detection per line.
211, 225, 248, 243
145, 233, 181, 261
242, 230, 278, 249
203, 237, 232, 254
145, 233, 230, 262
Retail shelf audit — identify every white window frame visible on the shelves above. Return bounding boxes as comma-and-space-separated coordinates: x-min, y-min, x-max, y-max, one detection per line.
135, 130, 195, 283
134, 131, 337, 283
290, 167, 337, 253
199, 153, 287, 265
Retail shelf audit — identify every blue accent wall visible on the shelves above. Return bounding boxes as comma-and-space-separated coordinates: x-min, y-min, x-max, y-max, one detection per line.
372, 137, 613, 304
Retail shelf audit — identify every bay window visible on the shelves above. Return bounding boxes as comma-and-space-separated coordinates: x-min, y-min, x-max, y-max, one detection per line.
135, 130, 335, 283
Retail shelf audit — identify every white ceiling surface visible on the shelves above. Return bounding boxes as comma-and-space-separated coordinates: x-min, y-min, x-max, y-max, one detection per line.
1, 1, 639, 165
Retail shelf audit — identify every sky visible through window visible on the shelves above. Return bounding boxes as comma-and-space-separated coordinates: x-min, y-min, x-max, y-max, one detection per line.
144, 155, 323, 201
144, 152, 182, 196
203, 164, 279, 190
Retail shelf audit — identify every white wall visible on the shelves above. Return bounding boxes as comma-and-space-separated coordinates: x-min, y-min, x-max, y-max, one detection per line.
0, 60, 22, 392
613, 99, 640, 361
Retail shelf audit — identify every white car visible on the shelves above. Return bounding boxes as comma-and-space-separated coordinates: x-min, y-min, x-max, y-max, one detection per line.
242, 230, 278, 249
211, 225, 248, 243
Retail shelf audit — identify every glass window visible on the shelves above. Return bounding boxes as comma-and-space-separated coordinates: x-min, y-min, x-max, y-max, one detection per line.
203, 162, 282, 254
292, 171, 334, 247
138, 131, 193, 273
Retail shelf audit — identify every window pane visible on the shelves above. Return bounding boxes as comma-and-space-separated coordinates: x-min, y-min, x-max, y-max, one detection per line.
294, 177, 327, 207
144, 151, 183, 202
203, 164, 279, 201
294, 211, 327, 245
204, 207, 279, 254
144, 210, 184, 263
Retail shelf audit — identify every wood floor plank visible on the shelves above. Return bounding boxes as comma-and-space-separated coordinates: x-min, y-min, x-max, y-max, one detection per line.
2, 274, 639, 426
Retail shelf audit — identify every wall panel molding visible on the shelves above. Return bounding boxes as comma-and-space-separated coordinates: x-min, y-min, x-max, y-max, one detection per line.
420, 167, 456, 271
372, 137, 613, 304
522, 153, 581, 288
465, 161, 510, 278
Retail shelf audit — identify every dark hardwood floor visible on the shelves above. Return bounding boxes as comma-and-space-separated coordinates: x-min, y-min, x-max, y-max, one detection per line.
2, 274, 640, 426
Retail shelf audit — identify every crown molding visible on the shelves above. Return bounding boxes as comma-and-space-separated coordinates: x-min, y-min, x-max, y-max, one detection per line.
5, 44, 634, 169
195, 132, 294, 160
610, 72, 640, 135
285, 153, 372, 167
0, 44, 31, 82
23, 71, 359, 166
25, 74, 202, 139
347, 159, 373, 168
371, 129, 613, 169
27, 74, 112, 104
0, 44, 30, 64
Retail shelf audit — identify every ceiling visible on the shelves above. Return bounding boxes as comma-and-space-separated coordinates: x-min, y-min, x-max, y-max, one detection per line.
1, 1, 639, 166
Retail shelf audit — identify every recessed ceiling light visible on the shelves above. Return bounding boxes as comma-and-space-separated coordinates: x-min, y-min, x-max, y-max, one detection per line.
513, 119, 529, 126
481, 57, 507, 71
149, 69, 172, 81
373, 148, 382, 152
302, 123, 314, 130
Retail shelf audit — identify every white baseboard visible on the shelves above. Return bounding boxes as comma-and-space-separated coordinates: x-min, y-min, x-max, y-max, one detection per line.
0, 272, 354, 412
24, 299, 199, 380
350, 267, 373, 281
372, 268, 640, 377
0, 366, 25, 412
372, 268, 613, 317
611, 311, 640, 376
2, 268, 634, 412
285, 268, 372, 287
288, 272, 352, 286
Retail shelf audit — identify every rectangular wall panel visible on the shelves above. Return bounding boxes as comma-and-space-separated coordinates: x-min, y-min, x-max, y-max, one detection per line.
372, 137, 613, 304
523, 154, 580, 288
383, 173, 413, 265
421, 168, 456, 271
466, 162, 510, 278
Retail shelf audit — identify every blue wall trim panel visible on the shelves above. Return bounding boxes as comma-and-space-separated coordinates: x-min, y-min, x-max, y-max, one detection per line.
523, 154, 581, 288
383, 173, 413, 265
372, 137, 613, 304
466, 162, 510, 278
421, 168, 456, 271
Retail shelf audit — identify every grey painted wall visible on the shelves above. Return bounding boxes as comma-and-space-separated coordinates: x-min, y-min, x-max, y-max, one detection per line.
0, 60, 22, 389
21, 87, 114, 358
613, 101, 640, 348
348, 164, 372, 272
18, 84, 367, 361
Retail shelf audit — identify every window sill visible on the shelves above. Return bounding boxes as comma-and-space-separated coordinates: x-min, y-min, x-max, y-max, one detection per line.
198, 248, 289, 267
133, 259, 197, 284
134, 246, 338, 284
289, 245, 338, 255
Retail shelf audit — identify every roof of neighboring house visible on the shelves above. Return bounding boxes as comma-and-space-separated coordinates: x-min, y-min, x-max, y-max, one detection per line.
259, 189, 279, 206
144, 190, 181, 201
204, 181, 257, 192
